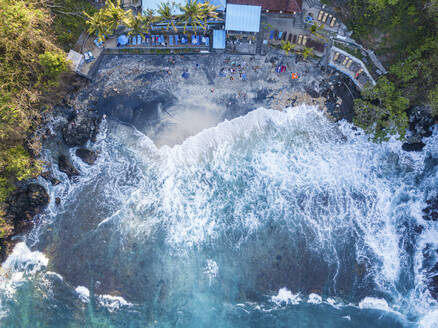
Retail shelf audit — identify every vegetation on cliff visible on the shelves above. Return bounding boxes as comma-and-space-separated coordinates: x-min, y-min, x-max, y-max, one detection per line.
325, 0, 438, 140
0, 0, 94, 241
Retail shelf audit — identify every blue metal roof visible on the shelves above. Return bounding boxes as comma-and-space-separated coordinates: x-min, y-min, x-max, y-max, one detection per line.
213, 29, 226, 49
199, 0, 226, 11
225, 4, 261, 33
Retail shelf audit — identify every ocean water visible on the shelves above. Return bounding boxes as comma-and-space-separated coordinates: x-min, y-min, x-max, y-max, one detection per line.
0, 105, 437, 327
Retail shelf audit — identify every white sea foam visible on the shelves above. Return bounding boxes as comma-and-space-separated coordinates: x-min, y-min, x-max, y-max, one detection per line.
204, 259, 218, 285
75, 285, 132, 312
308, 293, 323, 304
358, 297, 391, 311
0, 243, 49, 318
271, 288, 301, 306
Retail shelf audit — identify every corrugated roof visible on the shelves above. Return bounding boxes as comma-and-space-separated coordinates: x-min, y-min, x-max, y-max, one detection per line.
213, 29, 226, 49
227, 0, 302, 13
225, 4, 261, 32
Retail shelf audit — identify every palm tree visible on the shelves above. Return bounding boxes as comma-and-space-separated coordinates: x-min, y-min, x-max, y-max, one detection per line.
84, 0, 126, 40
84, 10, 107, 42
125, 12, 148, 39
142, 9, 157, 34
157, 2, 178, 32
200, 1, 220, 27
281, 40, 296, 55
178, 0, 207, 34
302, 46, 314, 60
310, 22, 327, 41
100, 0, 127, 36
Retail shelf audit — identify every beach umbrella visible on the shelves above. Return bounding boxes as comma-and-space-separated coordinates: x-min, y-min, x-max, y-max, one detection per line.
118, 34, 129, 46
182, 71, 190, 79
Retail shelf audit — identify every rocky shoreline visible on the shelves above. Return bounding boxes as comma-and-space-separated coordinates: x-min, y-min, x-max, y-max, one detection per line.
1, 54, 436, 297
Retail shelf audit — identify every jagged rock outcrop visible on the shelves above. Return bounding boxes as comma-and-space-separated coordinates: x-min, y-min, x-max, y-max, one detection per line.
62, 111, 100, 147
76, 148, 98, 165
58, 155, 80, 178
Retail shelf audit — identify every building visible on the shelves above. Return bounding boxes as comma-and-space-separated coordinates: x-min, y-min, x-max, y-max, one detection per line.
227, 0, 302, 14
225, 3, 261, 33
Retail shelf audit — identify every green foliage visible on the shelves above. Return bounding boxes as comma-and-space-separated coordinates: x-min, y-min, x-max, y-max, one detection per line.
301, 47, 314, 60
324, 0, 438, 139
0, 0, 65, 205
428, 85, 438, 118
39, 51, 69, 83
49, 0, 97, 50
84, 0, 126, 42
281, 41, 295, 55
354, 77, 409, 141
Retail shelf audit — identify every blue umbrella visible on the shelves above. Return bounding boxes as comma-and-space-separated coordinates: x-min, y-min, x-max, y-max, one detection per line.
182, 71, 190, 79
118, 34, 129, 46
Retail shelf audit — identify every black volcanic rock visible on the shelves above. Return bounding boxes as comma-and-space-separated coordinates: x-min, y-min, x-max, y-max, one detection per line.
402, 142, 426, 152
76, 148, 98, 165
58, 155, 80, 178
62, 111, 100, 147
6, 184, 49, 231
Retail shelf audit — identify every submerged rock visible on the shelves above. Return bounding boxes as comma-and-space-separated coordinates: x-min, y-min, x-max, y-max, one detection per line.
62, 111, 100, 147
58, 155, 80, 178
76, 148, 98, 165
423, 196, 438, 221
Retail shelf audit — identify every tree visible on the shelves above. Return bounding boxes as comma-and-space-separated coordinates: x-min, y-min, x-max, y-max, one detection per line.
310, 22, 327, 41
39, 51, 69, 82
301, 46, 314, 60
157, 1, 178, 32
178, 0, 207, 34
84, 0, 126, 41
354, 77, 409, 141
428, 84, 438, 118
200, 1, 220, 27
125, 12, 149, 39
281, 41, 295, 55
84, 10, 108, 42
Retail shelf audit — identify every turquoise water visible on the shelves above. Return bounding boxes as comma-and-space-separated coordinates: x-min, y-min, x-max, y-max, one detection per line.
0, 106, 437, 327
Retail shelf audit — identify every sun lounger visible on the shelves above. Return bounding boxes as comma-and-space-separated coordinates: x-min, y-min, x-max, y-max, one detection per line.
269, 31, 275, 40
318, 11, 324, 21
145, 34, 150, 45
282, 32, 287, 41
192, 35, 196, 45
342, 57, 349, 66
302, 36, 308, 46
297, 35, 303, 45
196, 35, 200, 45
346, 59, 353, 69
169, 35, 174, 46
205, 36, 209, 46
137, 35, 142, 45
288, 34, 293, 42
132, 36, 137, 45
333, 52, 340, 61
175, 35, 179, 45
322, 12, 329, 23
278, 31, 283, 40
330, 17, 337, 27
